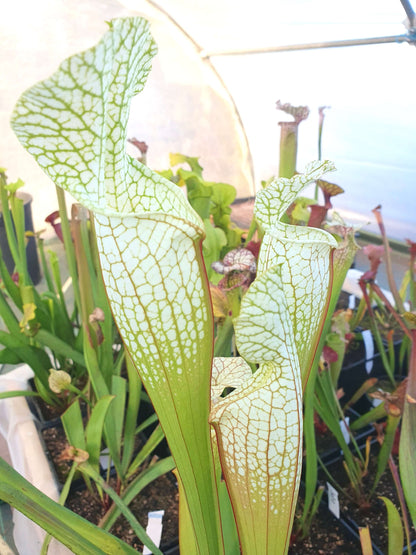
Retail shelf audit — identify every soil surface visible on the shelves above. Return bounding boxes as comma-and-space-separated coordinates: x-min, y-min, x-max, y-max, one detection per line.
38, 391, 415, 554
41, 421, 179, 551
323, 451, 416, 554
39, 422, 375, 554
66, 473, 179, 552
290, 505, 362, 554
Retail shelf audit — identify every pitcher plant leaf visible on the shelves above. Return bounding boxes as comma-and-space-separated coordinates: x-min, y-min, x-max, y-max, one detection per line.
254, 160, 337, 384
12, 17, 223, 554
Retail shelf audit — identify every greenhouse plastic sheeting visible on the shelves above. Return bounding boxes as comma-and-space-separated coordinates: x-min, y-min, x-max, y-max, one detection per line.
1, 0, 415, 239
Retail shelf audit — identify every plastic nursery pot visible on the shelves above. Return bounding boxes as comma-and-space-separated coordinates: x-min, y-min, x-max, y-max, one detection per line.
0, 365, 71, 555
292, 482, 361, 554
26, 391, 63, 428
0, 191, 41, 284
320, 453, 416, 555
39, 411, 180, 553
321, 486, 416, 555
161, 539, 179, 555
62, 461, 179, 553
338, 334, 405, 415
315, 408, 375, 467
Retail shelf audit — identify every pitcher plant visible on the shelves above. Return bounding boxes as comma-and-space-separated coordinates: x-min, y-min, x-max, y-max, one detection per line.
7, 17, 343, 554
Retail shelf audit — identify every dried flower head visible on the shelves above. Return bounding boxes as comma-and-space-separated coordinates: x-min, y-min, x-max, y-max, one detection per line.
362, 244, 387, 281
212, 248, 256, 275
370, 379, 408, 416
127, 137, 148, 155
276, 100, 310, 124
212, 248, 257, 292
48, 368, 71, 394
89, 307, 105, 324
58, 445, 89, 463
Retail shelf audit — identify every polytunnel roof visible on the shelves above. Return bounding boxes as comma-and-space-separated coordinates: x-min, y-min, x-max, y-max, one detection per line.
1, 0, 415, 239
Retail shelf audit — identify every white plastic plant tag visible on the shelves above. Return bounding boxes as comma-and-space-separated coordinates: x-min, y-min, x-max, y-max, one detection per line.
99, 447, 110, 471
362, 329, 374, 374
143, 510, 165, 555
327, 482, 340, 519
339, 416, 350, 445
348, 294, 356, 309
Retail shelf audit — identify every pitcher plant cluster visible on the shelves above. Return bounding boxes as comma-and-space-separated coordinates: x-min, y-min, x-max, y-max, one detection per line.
0, 16, 388, 554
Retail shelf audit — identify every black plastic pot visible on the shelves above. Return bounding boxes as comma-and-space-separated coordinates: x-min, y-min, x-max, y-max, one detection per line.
26, 393, 62, 429
161, 539, 179, 554
339, 334, 406, 414
316, 408, 375, 467
321, 485, 416, 555
319, 439, 416, 555
0, 192, 41, 284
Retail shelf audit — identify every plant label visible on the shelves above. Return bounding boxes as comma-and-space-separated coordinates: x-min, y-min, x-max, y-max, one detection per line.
327, 482, 340, 519
143, 510, 164, 555
362, 329, 374, 374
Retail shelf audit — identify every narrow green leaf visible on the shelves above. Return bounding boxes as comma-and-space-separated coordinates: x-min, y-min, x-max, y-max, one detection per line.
126, 425, 165, 479
350, 402, 387, 431
40, 462, 79, 555
48, 249, 73, 331
0, 348, 22, 365
33, 374, 60, 407
83, 337, 125, 479
85, 395, 115, 469
217, 478, 240, 555
0, 390, 39, 400
108, 375, 126, 459
135, 413, 159, 434
343, 377, 378, 413
79, 462, 165, 555
9, 196, 29, 283
176, 471, 199, 554
371, 414, 400, 494
0, 458, 137, 554
400, 394, 416, 523
314, 370, 363, 481
55, 186, 82, 314
88, 223, 115, 376
100, 457, 175, 532
0, 250, 22, 310
380, 497, 404, 555
0, 288, 21, 336
35, 328, 85, 367
299, 368, 319, 532
61, 400, 86, 450
0, 330, 50, 385
82, 335, 109, 398
121, 352, 142, 472
37, 239, 56, 294
0, 179, 23, 279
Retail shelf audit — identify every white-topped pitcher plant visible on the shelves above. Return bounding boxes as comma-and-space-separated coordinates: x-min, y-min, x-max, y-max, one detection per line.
3, 17, 352, 555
